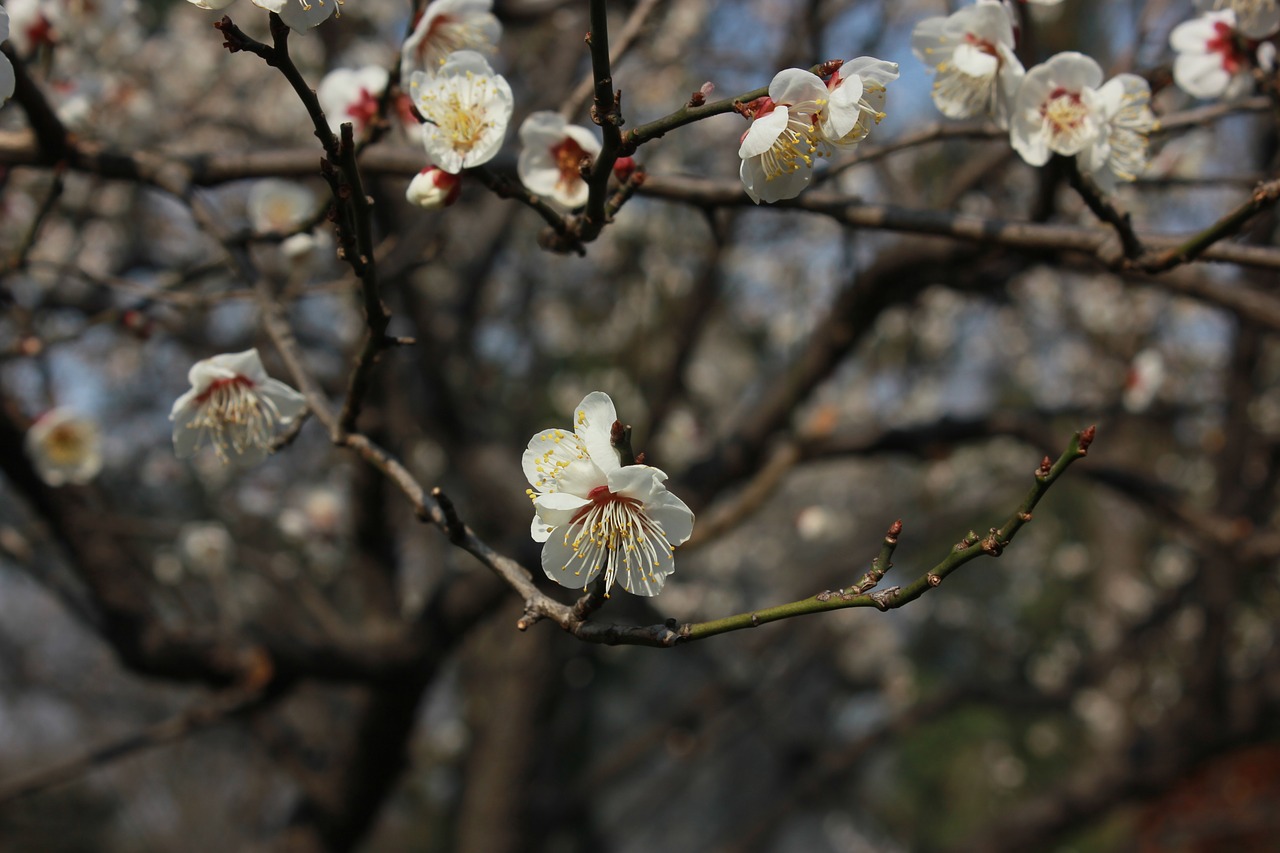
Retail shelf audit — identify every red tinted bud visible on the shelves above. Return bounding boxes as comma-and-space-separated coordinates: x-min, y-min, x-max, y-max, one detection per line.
613, 156, 637, 183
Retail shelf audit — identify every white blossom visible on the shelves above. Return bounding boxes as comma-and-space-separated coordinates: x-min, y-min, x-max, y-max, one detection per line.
4, 0, 57, 54
400, 0, 501, 82
1010, 52, 1105, 166
1124, 349, 1165, 413
1077, 73, 1156, 189
1171, 11, 1255, 99
517, 111, 601, 209
170, 349, 307, 464
1198, 0, 1280, 38
317, 65, 389, 135
912, 1, 1024, 128
738, 60, 896, 204
410, 50, 513, 174
0, 6, 14, 107
247, 179, 317, 258
24, 408, 104, 486
523, 392, 694, 597
185, 0, 337, 32
820, 56, 899, 147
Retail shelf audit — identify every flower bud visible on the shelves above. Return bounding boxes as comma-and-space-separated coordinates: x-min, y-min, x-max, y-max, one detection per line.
612, 156, 637, 183
406, 167, 461, 209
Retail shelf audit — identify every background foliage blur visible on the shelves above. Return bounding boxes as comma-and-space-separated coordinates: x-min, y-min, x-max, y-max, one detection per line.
2, 0, 1280, 851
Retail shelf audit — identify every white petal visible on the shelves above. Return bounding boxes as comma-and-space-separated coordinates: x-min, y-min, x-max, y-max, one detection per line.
768, 68, 829, 109
738, 107, 789, 159
532, 490, 591, 528
531, 515, 554, 543
574, 391, 621, 473
214, 349, 269, 384
522, 426, 590, 490
259, 378, 307, 422
171, 402, 203, 458
644, 489, 695, 547
540, 524, 598, 589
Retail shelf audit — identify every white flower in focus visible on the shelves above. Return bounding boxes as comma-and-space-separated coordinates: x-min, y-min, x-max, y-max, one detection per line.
819, 56, 900, 147
523, 392, 694, 597
410, 50, 513, 174
738, 69, 829, 204
170, 349, 307, 464
1, 6, 14, 107
517, 111, 602, 209
1199, 0, 1280, 38
1171, 11, 1255, 99
24, 408, 104, 486
1010, 52, 1105, 166
406, 165, 462, 208
185, 0, 337, 30
912, 2, 1024, 128
1077, 73, 1156, 190
317, 66, 389, 135
400, 0, 501, 82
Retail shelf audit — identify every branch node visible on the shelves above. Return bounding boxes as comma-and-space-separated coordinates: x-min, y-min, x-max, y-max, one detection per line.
926, 573, 942, 588
431, 487, 466, 544
869, 587, 900, 610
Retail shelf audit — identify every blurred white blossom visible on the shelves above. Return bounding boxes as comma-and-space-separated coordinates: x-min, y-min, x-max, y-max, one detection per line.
24, 408, 104, 486
400, 0, 501, 82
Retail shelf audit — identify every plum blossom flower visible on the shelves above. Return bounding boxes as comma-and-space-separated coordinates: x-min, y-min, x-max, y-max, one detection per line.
317, 66, 389, 135
1, 6, 14, 107
24, 408, 104, 486
1198, 0, 1280, 38
1171, 11, 1256, 99
820, 56, 900, 147
912, 1, 1025, 128
170, 349, 307, 464
1010, 52, 1107, 166
400, 0, 501, 82
738, 60, 897, 204
523, 392, 694, 597
1077, 73, 1156, 189
184, 0, 337, 32
406, 165, 461, 208
410, 50, 513, 174
517, 111, 601, 209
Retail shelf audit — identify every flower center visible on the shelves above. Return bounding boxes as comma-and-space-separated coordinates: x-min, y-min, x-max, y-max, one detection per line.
44, 424, 87, 464
551, 136, 589, 192
419, 74, 499, 156
759, 107, 821, 181
556, 485, 673, 591
188, 376, 288, 462
345, 87, 380, 130
1207, 20, 1247, 74
1042, 87, 1088, 137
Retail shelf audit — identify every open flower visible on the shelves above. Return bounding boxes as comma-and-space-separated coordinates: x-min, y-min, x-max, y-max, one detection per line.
5, 0, 57, 54
819, 56, 900, 147
1199, 0, 1280, 38
317, 66, 390, 135
523, 392, 694, 597
1077, 73, 1156, 189
410, 50, 513, 174
517, 111, 601, 209
170, 349, 307, 464
400, 0, 501, 82
1, 6, 14, 107
1010, 52, 1106, 166
25, 408, 104, 486
912, 1, 1024, 128
738, 70, 829, 204
1171, 11, 1256, 99
248, 179, 317, 258
184, 0, 337, 32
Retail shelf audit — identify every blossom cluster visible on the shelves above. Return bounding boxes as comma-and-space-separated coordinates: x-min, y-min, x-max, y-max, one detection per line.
737, 58, 900, 204
913, 0, 1156, 190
